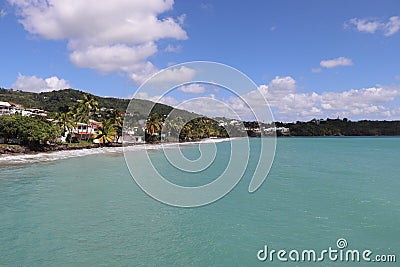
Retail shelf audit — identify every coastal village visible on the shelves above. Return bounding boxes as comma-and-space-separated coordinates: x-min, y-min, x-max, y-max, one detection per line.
0, 95, 131, 149
3, 90, 399, 152
1, 100, 98, 144
0, 101, 47, 117
0, 94, 290, 152
0, 94, 231, 150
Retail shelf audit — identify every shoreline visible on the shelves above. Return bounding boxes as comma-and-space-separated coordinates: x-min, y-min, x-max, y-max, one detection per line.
0, 138, 233, 166
0, 143, 103, 155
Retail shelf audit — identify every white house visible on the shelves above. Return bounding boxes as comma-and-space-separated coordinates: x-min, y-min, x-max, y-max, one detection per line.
229, 120, 240, 125
61, 119, 103, 142
122, 134, 144, 143
0, 101, 11, 115
74, 120, 102, 139
0, 100, 48, 117
22, 108, 47, 117
264, 127, 290, 133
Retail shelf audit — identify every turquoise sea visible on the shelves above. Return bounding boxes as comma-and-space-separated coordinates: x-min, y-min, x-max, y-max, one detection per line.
0, 138, 399, 266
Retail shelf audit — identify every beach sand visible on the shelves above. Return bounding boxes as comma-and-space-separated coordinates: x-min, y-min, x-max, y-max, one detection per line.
0, 138, 233, 166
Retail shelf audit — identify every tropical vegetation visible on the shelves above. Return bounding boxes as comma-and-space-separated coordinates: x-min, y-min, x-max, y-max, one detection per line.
144, 113, 229, 142
0, 114, 61, 149
277, 118, 400, 136
94, 119, 117, 145
55, 93, 123, 144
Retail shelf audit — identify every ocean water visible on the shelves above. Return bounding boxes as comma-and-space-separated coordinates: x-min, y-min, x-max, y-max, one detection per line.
0, 138, 399, 266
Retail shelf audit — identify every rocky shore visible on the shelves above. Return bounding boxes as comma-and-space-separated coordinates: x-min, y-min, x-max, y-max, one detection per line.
0, 145, 29, 154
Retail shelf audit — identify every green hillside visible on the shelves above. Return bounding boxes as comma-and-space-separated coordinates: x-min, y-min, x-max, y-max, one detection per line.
0, 88, 194, 120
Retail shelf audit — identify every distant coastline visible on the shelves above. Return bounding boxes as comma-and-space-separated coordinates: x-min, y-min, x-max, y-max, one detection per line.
2, 89, 400, 156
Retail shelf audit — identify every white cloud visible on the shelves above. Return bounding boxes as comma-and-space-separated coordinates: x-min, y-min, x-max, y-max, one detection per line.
384, 16, 400, 36
179, 97, 239, 118
0, 9, 7, 17
311, 68, 322, 73
12, 73, 71, 92
146, 66, 196, 85
177, 14, 186, 26
179, 84, 205, 94
164, 44, 182, 53
133, 76, 400, 121
248, 76, 297, 106
134, 90, 251, 119
321, 87, 400, 111
241, 77, 400, 121
346, 18, 381, 33
345, 16, 400, 36
320, 57, 353, 68
133, 91, 180, 107
128, 62, 160, 85
9, 0, 187, 84
267, 76, 297, 93
70, 43, 158, 73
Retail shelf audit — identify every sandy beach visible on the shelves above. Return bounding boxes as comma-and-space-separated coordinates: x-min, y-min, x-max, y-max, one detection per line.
0, 138, 233, 166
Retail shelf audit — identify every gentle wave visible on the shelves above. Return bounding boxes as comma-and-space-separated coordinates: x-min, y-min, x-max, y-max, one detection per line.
0, 138, 233, 166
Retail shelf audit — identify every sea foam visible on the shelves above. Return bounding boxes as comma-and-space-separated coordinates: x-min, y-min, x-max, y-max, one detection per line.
0, 138, 232, 166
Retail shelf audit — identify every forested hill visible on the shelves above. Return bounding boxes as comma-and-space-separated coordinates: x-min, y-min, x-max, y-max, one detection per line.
277, 118, 400, 136
0, 88, 188, 119
1, 88, 138, 112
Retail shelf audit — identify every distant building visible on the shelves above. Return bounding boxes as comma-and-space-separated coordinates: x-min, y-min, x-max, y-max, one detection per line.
0, 101, 25, 116
122, 134, 144, 143
263, 127, 290, 133
22, 108, 47, 117
229, 120, 240, 125
276, 127, 289, 133
0, 101, 11, 115
0, 100, 50, 117
218, 120, 226, 127
72, 119, 103, 140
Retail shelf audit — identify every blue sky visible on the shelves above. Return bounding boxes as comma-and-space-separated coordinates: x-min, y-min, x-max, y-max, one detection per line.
1, 0, 400, 121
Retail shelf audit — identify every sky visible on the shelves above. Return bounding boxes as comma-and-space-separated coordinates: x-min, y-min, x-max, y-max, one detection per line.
1, 0, 400, 122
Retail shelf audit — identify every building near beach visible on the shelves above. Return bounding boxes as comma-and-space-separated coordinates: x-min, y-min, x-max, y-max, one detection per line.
0, 101, 11, 115
63, 119, 103, 141
0, 101, 46, 117
22, 108, 47, 117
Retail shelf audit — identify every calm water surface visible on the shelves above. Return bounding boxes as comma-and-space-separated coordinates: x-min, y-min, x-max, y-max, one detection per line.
0, 138, 399, 266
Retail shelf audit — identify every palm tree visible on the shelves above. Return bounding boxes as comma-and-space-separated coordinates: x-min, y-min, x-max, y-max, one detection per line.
55, 112, 75, 143
74, 94, 99, 141
169, 116, 185, 140
181, 122, 194, 141
67, 105, 80, 140
145, 113, 164, 142
109, 110, 123, 142
196, 118, 207, 139
94, 119, 116, 146
146, 113, 163, 135
74, 106, 89, 141
79, 94, 99, 117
